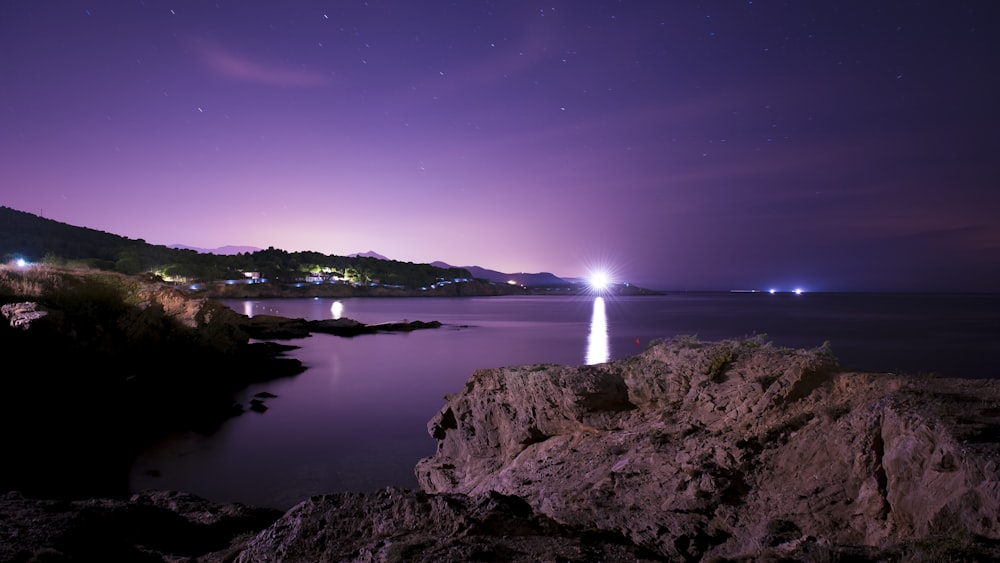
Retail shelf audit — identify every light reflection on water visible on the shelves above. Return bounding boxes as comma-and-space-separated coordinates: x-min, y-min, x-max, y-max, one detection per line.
586, 297, 609, 364
129, 293, 1000, 510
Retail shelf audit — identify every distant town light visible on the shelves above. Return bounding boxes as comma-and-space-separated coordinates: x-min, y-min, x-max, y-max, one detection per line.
794, 288, 803, 295
769, 288, 776, 294
16, 258, 27, 268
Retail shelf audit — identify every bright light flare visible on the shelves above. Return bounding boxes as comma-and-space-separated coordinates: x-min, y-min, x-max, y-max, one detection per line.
579, 251, 627, 295
588, 271, 611, 292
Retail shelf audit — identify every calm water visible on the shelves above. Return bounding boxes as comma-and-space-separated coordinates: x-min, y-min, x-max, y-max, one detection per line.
129, 292, 1000, 509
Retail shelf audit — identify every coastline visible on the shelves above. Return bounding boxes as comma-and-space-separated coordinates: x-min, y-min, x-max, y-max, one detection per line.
0, 267, 445, 501
4, 334, 1000, 560
196, 278, 665, 299
4, 268, 1000, 560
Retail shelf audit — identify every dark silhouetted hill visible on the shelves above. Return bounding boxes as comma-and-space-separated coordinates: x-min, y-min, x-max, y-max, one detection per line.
0, 207, 472, 288
0, 206, 156, 268
432, 262, 572, 287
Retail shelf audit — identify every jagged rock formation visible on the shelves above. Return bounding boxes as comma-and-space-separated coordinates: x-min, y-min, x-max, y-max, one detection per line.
416, 336, 1000, 560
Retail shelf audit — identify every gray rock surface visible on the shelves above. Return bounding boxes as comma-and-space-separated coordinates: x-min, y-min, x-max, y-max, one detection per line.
416, 336, 1000, 560
236, 488, 661, 563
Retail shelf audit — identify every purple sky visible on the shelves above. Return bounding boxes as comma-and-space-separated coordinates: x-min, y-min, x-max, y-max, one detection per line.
2, 2, 997, 291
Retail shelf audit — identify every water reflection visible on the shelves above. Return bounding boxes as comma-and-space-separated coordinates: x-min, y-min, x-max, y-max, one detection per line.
330, 301, 343, 320
586, 296, 610, 364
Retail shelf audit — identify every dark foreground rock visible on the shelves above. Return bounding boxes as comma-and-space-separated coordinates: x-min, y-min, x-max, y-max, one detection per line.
0, 269, 309, 500
0, 488, 660, 562
0, 490, 282, 563
0, 266, 446, 502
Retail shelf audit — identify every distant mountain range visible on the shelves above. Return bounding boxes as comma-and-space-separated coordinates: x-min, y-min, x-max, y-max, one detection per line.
349, 250, 389, 260
167, 246, 394, 262
169, 244, 262, 255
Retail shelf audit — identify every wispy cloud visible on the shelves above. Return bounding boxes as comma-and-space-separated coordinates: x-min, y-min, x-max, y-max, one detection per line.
188, 39, 328, 87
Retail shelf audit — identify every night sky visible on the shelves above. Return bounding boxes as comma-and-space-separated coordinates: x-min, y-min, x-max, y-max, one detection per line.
2, 2, 997, 291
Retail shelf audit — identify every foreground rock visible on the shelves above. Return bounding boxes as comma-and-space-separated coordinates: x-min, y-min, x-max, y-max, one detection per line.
416, 336, 1000, 561
5, 332, 1000, 561
0, 489, 660, 562
236, 488, 660, 562
0, 490, 282, 563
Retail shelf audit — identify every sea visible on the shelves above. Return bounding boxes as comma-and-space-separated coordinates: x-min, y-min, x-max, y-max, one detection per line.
129, 292, 1000, 510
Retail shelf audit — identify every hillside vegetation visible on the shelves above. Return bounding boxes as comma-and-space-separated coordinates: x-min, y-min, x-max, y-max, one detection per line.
0, 206, 472, 289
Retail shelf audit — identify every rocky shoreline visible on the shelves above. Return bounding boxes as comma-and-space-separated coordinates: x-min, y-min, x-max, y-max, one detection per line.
3, 268, 1000, 561
0, 267, 445, 504
4, 333, 1000, 560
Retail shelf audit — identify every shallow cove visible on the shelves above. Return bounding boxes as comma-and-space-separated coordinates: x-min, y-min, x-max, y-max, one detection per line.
129, 293, 1000, 509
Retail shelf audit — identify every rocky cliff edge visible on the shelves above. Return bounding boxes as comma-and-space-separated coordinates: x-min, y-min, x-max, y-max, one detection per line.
414, 336, 1000, 560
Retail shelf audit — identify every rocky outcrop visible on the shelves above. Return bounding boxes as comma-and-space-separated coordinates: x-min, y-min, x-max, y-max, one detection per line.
416, 336, 1000, 560
236, 488, 661, 563
0, 488, 664, 563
